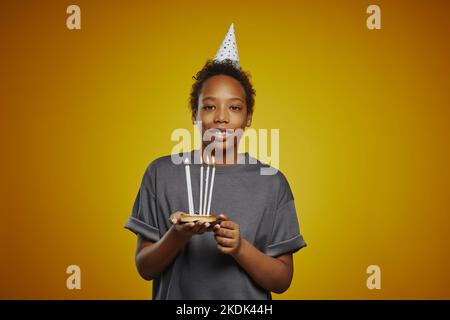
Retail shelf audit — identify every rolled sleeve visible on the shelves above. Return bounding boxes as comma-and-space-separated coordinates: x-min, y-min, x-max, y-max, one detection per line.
265, 234, 307, 257
125, 216, 160, 243
124, 160, 161, 242
265, 174, 307, 257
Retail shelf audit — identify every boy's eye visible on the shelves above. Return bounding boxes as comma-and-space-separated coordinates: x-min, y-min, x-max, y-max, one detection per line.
203, 105, 215, 110
230, 105, 242, 111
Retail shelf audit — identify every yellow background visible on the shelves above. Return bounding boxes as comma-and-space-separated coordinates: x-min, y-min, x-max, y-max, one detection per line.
1, 0, 449, 299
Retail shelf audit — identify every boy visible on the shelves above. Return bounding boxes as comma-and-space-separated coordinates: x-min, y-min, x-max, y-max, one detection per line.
125, 24, 306, 299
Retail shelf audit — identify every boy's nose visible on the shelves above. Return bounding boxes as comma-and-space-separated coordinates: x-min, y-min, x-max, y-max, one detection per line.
214, 107, 229, 123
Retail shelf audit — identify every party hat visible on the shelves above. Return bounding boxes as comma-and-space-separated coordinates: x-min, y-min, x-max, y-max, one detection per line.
213, 23, 240, 68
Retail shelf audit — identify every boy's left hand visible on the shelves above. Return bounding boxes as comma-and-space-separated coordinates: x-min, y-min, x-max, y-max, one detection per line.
213, 214, 241, 256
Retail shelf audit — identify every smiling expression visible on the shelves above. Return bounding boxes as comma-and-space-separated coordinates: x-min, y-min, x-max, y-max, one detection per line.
193, 74, 253, 155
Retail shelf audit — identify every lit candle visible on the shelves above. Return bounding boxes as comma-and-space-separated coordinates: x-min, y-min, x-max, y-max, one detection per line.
203, 155, 210, 215
206, 155, 216, 215
184, 157, 194, 215
199, 152, 203, 215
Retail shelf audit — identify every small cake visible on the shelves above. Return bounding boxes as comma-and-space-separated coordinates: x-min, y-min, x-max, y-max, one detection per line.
180, 213, 217, 223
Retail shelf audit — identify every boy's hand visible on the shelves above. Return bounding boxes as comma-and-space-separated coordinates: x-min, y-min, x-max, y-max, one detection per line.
213, 213, 241, 256
169, 211, 212, 237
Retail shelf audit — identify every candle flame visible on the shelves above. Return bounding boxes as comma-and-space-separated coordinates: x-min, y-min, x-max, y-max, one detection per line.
184, 158, 190, 165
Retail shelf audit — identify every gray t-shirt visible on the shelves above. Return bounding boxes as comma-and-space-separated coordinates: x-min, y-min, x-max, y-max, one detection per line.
124, 150, 307, 300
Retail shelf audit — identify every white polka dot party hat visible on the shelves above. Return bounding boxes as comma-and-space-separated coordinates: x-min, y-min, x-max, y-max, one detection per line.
213, 23, 240, 68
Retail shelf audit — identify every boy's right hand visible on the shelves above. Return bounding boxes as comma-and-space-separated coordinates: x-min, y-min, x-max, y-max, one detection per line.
169, 211, 212, 237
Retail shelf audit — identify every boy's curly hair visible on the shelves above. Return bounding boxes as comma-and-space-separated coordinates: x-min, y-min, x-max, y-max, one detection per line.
190, 59, 256, 114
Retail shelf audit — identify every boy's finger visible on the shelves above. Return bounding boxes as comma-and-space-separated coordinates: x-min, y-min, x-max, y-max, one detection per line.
218, 213, 229, 221
215, 235, 234, 247
195, 222, 212, 234
217, 227, 234, 238
220, 221, 237, 230
169, 211, 183, 224
182, 222, 195, 230
192, 221, 205, 233
195, 220, 206, 228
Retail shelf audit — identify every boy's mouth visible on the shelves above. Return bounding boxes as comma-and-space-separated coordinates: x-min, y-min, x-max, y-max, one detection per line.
204, 128, 235, 142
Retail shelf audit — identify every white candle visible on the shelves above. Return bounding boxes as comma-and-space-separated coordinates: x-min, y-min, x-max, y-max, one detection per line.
184, 158, 194, 215
199, 154, 203, 215
206, 155, 216, 216
203, 156, 210, 215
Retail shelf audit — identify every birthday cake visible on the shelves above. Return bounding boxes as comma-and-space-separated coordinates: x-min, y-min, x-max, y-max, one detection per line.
180, 213, 217, 223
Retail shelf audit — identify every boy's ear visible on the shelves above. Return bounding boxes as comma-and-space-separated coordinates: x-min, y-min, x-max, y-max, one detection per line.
246, 112, 253, 127
192, 109, 197, 124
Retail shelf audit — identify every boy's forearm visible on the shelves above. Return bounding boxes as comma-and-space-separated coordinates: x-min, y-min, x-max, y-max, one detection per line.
231, 239, 292, 293
136, 227, 190, 280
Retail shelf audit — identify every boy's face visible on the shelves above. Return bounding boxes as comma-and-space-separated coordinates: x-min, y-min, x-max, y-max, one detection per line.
193, 74, 252, 154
